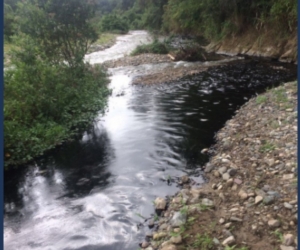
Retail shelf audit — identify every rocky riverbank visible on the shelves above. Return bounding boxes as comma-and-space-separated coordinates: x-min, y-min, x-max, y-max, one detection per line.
139, 81, 297, 250
102, 53, 241, 85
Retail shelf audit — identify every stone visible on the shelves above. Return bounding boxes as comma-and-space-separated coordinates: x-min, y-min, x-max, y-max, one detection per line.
153, 232, 167, 240
204, 163, 215, 173
232, 184, 238, 191
161, 244, 177, 250
228, 168, 237, 176
219, 167, 227, 174
170, 212, 187, 227
268, 219, 280, 228
238, 190, 248, 200
234, 178, 242, 185
222, 173, 230, 181
219, 218, 225, 224
190, 188, 202, 198
255, 189, 266, 198
255, 196, 263, 205
159, 223, 168, 230
282, 174, 295, 180
170, 235, 182, 244
213, 170, 221, 177
230, 216, 243, 222
213, 238, 220, 245
180, 175, 190, 184
222, 236, 235, 246
148, 219, 155, 228
201, 198, 214, 207
283, 234, 294, 246
263, 196, 275, 205
279, 245, 295, 250
284, 202, 293, 209
154, 197, 167, 210
141, 241, 150, 248
224, 222, 232, 229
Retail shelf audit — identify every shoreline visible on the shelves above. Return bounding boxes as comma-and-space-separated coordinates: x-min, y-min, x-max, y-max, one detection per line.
140, 81, 297, 250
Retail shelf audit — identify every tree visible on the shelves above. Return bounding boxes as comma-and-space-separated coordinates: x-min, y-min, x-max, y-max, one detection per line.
16, 0, 98, 67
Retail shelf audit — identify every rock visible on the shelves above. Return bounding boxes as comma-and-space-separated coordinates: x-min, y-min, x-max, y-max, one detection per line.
222, 236, 235, 246
268, 219, 280, 228
201, 198, 214, 207
190, 188, 202, 198
213, 238, 220, 245
170, 212, 187, 227
212, 170, 221, 178
154, 197, 167, 210
170, 235, 182, 244
180, 175, 190, 184
219, 167, 227, 174
255, 189, 266, 198
234, 178, 242, 185
230, 216, 243, 222
238, 190, 248, 200
227, 168, 237, 176
219, 218, 225, 224
148, 219, 155, 228
153, 232, 167, 240
222, 173, 230, 181
255, 196, 263, 205
141, 241, 150, 248
280, 245, 295, 250
282, 174, 295, 180
263, 195, 275, 205
283, 234, 294, 246
161, 244, 177, 250
201, 148, 209, 154
159, 223, 168, 230
204, 163, 215, 173
283, 202, 293, 209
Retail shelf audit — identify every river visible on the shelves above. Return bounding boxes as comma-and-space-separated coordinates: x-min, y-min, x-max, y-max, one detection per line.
4, 31, 297, 250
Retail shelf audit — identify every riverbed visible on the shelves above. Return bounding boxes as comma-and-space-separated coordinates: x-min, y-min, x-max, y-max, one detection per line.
4, 31, 297, 250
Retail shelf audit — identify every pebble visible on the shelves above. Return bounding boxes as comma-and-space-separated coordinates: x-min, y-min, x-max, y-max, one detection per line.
222, 236, 235, 246
255, 196, 263, 205
204, 163, 215, 173
201, 198, 214, 207
263, 195, 275, 205
228, 168, 237, 176
284, 202, 293, 209
153, 232, 167, 240
268, 219, 280, 228
219, 218, 225, 224
222, 173, 230, 181
230, 216, 243, 222
154, 197, 167, 210
141, 241, 150, 248
170, 212, 187, 227
161, 244, 177, 250
219, 166, 228, 174
283, 234, 294, 246
238, 190, 248, 200
280, 246, 295, 250
170, 235, 182, 244
234, 178, 242, 185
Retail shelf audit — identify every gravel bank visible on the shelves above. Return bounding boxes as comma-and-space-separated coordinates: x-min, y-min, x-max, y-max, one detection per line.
140, 81, 297, 250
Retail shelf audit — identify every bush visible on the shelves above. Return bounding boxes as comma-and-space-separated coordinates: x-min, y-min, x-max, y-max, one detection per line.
100, 14, 129, 34
130, 39, 169, 55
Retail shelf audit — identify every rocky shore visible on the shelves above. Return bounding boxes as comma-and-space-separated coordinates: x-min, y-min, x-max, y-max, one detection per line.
139, 81, 297, 250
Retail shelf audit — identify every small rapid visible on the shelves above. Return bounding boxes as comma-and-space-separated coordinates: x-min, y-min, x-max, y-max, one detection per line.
4, 31, 296, 250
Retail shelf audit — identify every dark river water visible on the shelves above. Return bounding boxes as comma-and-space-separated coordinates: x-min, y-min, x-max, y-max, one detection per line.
4, 31, 297, 250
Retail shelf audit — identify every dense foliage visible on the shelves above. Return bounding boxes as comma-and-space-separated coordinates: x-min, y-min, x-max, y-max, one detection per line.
4, 0, 109, 167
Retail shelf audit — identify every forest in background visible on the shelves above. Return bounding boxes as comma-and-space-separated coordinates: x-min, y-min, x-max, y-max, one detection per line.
4, 0, 297, 167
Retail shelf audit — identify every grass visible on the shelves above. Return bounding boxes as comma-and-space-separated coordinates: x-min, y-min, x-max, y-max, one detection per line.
271, 229, 284, 243
259, 142, 276, 152
256, 95, 267, 104
192, 233, 214, 249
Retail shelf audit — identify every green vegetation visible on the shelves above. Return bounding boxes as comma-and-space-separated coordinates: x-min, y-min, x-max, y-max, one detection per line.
259, 142, 276, 152
192, 233, 214, 249
4, 0, 109, 168
131, 39, 169, 55
256, 95, 268, 104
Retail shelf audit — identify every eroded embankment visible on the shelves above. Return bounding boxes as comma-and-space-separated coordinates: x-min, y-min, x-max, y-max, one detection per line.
141, 81, 297, 250
206, 30, 297, 64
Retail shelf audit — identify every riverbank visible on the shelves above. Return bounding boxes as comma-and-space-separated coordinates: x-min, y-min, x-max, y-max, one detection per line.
140, 81, 297, 250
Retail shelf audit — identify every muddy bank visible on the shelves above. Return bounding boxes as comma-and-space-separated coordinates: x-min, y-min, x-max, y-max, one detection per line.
140, 81, 297, 250
206, 30, 297, 64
